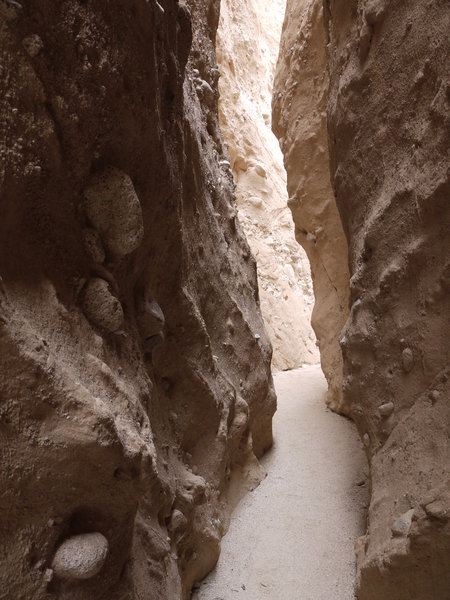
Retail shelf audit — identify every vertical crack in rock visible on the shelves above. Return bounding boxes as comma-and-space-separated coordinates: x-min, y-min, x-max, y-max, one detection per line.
216, 0, 319, 372
273, 0, 351, 414
275, 0, 450, 598
0, 1, 276, 598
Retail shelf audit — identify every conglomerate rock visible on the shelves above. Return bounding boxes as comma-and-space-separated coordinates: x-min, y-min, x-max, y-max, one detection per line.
275, 0, 450, 598
273, 0, 350, 413
325, 1, 450, 598
217, 0, 318, 372
0, 1, 275, 598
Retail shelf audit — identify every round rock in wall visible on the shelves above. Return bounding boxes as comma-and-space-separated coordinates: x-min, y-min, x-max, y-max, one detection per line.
52, 532, 109, 580
82, 278, 124, 333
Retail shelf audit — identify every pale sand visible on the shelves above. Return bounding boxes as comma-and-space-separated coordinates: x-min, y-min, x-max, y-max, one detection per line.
193, 365, 368, 600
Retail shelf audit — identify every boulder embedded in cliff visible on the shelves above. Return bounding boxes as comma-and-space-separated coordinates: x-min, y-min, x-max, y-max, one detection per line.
84, 167, 144, 257
82, 277, 124, 333
52, 532, 109, 580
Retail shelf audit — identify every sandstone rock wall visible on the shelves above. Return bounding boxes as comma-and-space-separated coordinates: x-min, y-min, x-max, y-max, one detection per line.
275, 0, 450, 597
0, 1, 275, 598
325, 1, 450, 598
216, 0, 319, 372
273, 0, 350, 413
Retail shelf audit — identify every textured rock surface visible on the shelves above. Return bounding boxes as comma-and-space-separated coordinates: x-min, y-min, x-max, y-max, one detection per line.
325, 1, 450, 598
84, 167, 145, 258
52, 533, 109, 580
217, 0, 319, 372
276, 0, 450, 598
327, 0, 450, 600
0, 1, 275, 598
272, 0, 350, 411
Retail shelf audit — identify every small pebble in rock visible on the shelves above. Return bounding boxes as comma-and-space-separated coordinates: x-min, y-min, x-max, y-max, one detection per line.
429, 390, 440, 404
226, 318, 235, 334
170, 509, 187, 532
52, 532, 108, 580
363, 433, 370, 448
137, 297, 165, 338
378, 402, 394, 417
22, 34, 43, 57
391, 509, 415, 537
43, 568, 53, 583
34, 558, 45, 570
401, 348, 414, 373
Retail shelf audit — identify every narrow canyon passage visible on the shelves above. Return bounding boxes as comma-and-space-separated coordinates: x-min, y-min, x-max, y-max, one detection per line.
193, 366, 368, 600
1, 0, 448, 597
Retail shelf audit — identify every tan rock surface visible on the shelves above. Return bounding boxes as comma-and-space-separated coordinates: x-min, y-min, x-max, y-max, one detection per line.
324, 2, 450, 598
0, 2, 275, 598
273, 0, 350, 412
217, 0, 319, 372
275, 1, 450, 598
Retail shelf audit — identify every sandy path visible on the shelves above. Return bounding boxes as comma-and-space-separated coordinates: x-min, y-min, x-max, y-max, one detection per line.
193, 365, 368, 600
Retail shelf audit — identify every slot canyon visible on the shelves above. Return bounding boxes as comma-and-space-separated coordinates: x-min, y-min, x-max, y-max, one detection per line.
0, 1, 448, 600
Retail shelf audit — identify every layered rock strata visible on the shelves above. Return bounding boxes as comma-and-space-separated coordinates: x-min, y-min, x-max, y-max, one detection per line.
217, 0, 318, 372
275, 0, 450, 598
273, 0, 350, 412
0, 1, 275, 598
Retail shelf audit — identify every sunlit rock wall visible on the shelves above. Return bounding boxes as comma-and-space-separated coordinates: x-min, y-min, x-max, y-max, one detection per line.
217, 0, 319, 372
273, 0, 350, 412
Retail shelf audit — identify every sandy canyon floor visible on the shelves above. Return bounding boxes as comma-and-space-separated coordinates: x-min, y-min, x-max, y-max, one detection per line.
193, 366, 368, 600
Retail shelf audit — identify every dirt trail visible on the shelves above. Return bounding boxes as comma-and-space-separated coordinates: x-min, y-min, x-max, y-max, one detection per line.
193, 365, 368, 600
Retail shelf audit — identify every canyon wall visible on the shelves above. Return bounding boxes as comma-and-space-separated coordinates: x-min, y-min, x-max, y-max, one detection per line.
272, 0, 350, 412
216, 0, 319, 372
326, 1, 450, 598
0, 1, 275, 599
275, 0, 450, 598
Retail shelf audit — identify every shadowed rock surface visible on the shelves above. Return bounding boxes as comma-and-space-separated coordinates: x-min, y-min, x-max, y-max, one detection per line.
0, 1, 275, 598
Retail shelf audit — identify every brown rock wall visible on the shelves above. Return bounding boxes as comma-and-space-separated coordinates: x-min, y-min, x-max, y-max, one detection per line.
0, 1, 275, 598
275, 0, 450, 597
325, 1, 450, 598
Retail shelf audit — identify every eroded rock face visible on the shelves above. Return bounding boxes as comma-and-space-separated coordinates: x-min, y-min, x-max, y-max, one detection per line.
217, 0, 319, 372
276, 0, 450, 597
324, 1, 450, 598
272, 0, 350, 413
0, 1, 275, 598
